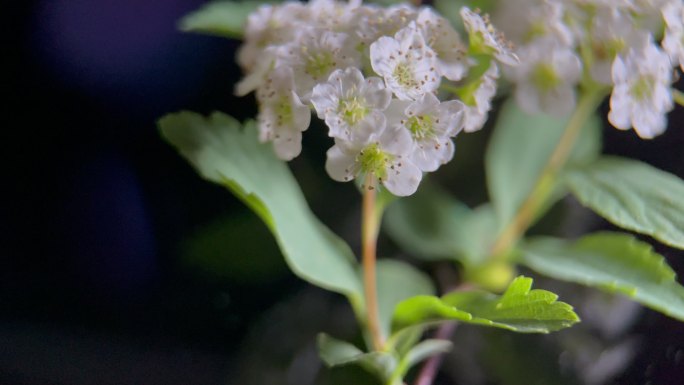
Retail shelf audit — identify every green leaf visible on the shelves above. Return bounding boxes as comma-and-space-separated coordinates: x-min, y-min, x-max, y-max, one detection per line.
178, 1, 270, 39
383, 184, 497, 265
377, 259, 435, 341
159, 112, 361, 298
520, 232, 684, 321
317, 333, 397, 382
404, 339, 452, 368
565, 156, 684, 249
486, 99, 601, 231
383, 184, 471, 262
392, 276, 579, 334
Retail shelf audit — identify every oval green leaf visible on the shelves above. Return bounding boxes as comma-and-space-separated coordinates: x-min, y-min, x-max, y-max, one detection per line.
159, 111, 362, 297
179, 1, 270, 38
565, 156, 684, 249
520, 232, 684, 320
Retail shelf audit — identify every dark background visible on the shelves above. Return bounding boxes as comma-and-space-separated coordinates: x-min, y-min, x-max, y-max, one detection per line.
3, 1, 684, 384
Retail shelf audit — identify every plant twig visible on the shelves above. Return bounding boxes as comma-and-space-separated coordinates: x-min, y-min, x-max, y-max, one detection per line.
362, 174, 384, 351
413, 322, 458, 385
488, 89, 605, 258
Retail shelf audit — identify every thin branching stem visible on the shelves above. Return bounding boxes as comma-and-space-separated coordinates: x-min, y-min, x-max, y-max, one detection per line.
488, 89, 606, 258
413, 322, 458, 385
362, 174, 384, 351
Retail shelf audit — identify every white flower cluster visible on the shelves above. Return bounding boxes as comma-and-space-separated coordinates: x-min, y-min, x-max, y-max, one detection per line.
494, 0, 684, 139
236, 0, 517, 196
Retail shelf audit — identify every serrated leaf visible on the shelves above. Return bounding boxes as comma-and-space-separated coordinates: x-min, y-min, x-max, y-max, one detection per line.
179, 1, 270, 38
377, 259, 435, 341
159, 112, 361, 298
392, 276, 579, 334
384, 184, 497, 265
486, 99, 601, 232
520, 232, 684, 321
565, 156, 684, 249
317, 333, 397, 382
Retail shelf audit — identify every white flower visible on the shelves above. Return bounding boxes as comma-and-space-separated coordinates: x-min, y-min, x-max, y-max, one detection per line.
588, 8, 650, 84
355, 4, 420, 46
462, 63, 500, 133
311, 67, 392, 143
237, 2, 307, 70
506, 38, 582, 117
387, 92, 465, 172
235, 47, 276, 97
256, 66, 312, 160
416, 8, 469, 81
460, 6, 519, 66
608, 39, 674, 139
492, 0, 574, 47
325, 125, 422, 196
370, 21, 441, 101
662, 0, 684, 71
307, 0, 363, 33
278, 28, 361, 101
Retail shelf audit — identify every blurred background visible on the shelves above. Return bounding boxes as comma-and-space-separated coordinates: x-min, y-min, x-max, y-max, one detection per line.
2, 1, 684, 384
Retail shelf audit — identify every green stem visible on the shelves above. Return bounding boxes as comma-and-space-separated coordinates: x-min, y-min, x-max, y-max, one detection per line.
674, 89, 684, 107
489, 89, 606, 258
362, 174, 384, 351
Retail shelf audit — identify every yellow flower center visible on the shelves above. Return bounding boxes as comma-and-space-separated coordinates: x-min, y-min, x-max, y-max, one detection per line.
338, 97, 369, 126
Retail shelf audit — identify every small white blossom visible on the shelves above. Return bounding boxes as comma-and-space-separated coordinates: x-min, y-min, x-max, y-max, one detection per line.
462, 63, 500, 133
387, 92, 465, 172
235, 47, 277, 97
608, 39, 674, 138
493, 0, 574, 47
355, 4, 420, 46
311, 67, 392, 143
416, 8, 469, 81
325, 125, 422, 196
588, 8, 650, 84
460, 7, 519, 66
237, 2, 307, 70
278, 28, 361, 101
662, 0, 684, 71
370, 22, 441, 101
506, 38, 582, 117
307, 0, 363, 33
256, 66, 312, 160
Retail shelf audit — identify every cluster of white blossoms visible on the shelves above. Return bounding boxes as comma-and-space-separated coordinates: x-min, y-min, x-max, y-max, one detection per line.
493, 0, 684, 139
236, 0, 518, 196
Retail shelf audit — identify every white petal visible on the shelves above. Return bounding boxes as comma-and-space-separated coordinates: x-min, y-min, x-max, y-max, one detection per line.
411, 138, 454, 172
273, 131, 303, 161
311, 83, 340, 119
325, 144, 358, 182
363, 77, 392, 110
379, 124, 412, 154
383, 160, 422, 196
370, 37, 400, 77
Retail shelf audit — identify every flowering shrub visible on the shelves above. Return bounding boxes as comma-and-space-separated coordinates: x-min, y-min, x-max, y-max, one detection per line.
160, 1, 684, 384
